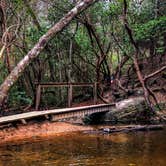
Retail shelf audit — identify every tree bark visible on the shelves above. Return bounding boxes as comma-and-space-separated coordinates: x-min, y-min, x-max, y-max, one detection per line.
0, 0, 98, 107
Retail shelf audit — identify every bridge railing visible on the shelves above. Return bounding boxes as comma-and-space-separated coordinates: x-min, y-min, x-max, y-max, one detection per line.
35, 82, 98, 110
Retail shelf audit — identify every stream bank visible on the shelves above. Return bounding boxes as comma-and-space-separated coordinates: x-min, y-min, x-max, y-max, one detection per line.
0, 96, 165, 145
0, 122, 94, 146
0, 121, 165, 146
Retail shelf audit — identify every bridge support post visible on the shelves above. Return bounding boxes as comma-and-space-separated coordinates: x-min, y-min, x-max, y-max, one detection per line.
68, 84, 73, 107
93, 82, 97, 104
35, 85, 41, 110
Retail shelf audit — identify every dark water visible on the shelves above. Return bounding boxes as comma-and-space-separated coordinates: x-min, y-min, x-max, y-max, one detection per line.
0, 129, 166, 166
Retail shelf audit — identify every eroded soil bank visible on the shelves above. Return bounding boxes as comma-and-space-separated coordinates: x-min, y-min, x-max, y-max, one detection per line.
0, 122, 94, 146
0, 121, 166, 146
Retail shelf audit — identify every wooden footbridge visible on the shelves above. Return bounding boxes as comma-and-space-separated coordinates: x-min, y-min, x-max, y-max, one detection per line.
0, 103, 115, 125
0, 82, 115, 126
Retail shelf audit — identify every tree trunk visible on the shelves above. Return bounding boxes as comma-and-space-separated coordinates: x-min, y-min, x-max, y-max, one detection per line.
122, 0, 155, 111
133, 55, 153, 110
0, 0, 98, 107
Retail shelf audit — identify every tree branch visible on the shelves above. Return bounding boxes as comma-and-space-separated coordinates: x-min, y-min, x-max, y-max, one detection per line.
0, 0, 98, 106
144, 65, 166, 81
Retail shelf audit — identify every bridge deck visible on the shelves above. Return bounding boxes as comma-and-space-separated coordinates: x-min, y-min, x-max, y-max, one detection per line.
0, 103, 115, 124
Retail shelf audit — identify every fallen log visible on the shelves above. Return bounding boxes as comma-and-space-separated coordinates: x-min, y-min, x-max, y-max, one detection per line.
101, 125, 164, 134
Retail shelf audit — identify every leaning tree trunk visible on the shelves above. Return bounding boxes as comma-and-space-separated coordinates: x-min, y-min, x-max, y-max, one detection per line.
0, 0, 98, 107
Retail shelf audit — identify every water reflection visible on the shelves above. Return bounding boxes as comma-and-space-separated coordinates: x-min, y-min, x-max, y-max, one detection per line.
0, 130, 165, 166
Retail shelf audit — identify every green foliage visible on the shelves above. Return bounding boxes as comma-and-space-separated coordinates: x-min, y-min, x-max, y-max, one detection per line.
8, 87, 32, 107
12, 0, 24, 10
108, 1, 122, 17
134, 16, 166, 42
1, 0, 165, 109
48, 0, 73, 24
130, 0, 155, 23
75, 28, 91, 52
86, 2, 109, 22
26, 26, 48, 45
154, 103, 166, 112
156, 47, 165, 54
0, 62, 8, 85
134, 16, 166, 54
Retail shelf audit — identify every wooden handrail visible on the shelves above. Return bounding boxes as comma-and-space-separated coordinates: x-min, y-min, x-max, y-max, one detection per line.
35, 82, 98, 110
34, 82, 99, 86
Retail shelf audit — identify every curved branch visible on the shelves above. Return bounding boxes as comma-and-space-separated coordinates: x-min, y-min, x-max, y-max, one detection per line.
144, 66, 166, 81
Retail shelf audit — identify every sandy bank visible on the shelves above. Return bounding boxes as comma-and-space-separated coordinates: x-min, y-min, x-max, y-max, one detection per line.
0, 122, 93, 145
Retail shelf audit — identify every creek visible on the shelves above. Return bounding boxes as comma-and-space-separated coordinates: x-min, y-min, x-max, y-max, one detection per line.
0, 128, 165, 166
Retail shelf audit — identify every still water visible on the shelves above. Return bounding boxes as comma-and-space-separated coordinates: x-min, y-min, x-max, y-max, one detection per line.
0, 129, 165, 166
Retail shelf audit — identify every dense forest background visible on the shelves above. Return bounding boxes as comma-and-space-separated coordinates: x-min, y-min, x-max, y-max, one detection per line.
0, 0, 165, 111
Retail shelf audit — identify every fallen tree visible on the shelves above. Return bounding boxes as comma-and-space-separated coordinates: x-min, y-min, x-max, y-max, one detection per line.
0, 0, 98, 107
101, 125, 164, 133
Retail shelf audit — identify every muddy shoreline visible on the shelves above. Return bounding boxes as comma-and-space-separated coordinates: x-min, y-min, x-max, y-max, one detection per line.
0, 121, 94, 146
0, 120, 165, 146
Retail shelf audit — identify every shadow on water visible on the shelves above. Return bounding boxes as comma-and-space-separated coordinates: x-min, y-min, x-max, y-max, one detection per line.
0, 128, 165, 166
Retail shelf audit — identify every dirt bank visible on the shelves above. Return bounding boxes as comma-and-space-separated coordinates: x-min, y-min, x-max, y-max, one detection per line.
0, 120, 165, 146
0, 122, 93, 145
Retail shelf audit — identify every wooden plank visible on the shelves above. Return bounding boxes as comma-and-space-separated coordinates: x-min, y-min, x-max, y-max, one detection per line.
45, 115, 49, 120
35, 82, 96, 86
41, 84, 69, 88
0, 103, 115, 124
41, 84, 94, 88
68, 84, 73, 107
93, 82, 97, 104
21, 119, 27, 125
35, 85, 41, 110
